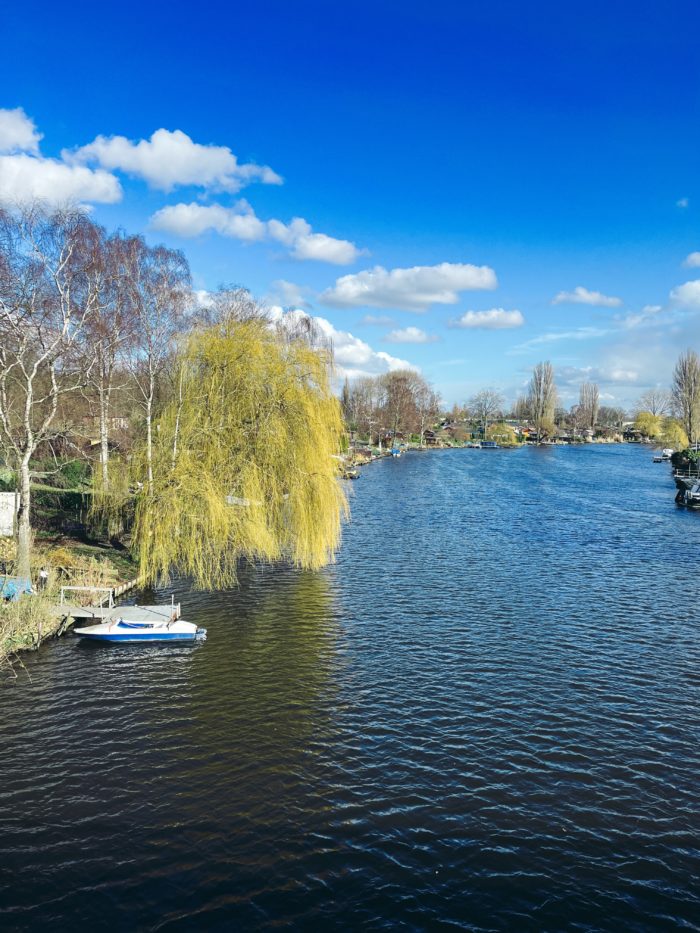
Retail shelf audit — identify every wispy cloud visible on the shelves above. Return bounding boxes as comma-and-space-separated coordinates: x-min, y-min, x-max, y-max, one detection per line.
556, 364, 640, 387
677, 197, 689, 209
509, 326, 609, 354
552, 286, 622, 308
682, 252, 700, 268
360, 314, 395, 326
268, 279, 313, 309
620, 304, 663, 328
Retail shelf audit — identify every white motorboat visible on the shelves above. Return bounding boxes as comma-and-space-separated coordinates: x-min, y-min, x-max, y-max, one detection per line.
75, 605, 206, 643
684, 482, 700, 509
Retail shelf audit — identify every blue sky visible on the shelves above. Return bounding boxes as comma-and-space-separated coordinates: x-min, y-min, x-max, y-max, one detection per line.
2, 0, 699, 407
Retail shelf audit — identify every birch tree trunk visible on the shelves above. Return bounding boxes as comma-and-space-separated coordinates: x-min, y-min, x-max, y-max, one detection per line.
146, 381, 154, 488
99, 378, 111, 490
15, 453, 32, 581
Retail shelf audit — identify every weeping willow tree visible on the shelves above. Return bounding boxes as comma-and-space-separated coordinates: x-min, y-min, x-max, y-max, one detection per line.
123, 316, 348, 589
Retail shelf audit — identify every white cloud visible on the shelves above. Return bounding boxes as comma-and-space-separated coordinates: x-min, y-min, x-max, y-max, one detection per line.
620, 304, 663, 328
267, 217, 362, 264
384, 326, 438, 344
669, 279, 700, 308
320, 262, 497, 311
552, 286, 622, 307
449, 308, 524, 329
0, 108, 122, 205
556, 365, 640, 387
269, 279, 313, 308
66, 128, 282, 193
150, 201, 266, 241
360, 314, 395, 326
268, 306, 416, 380
0, 108, 42, 154
683, 252, 700, 268
677, 197, 689, 208
0, 153, 122, 205
150, 201, 361, 264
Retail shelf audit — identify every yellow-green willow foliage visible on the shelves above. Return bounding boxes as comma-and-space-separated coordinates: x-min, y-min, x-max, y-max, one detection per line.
130, 318, 348, 589
90, 456, 134, 538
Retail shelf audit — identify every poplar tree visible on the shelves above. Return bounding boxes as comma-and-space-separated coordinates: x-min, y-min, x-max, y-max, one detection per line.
672, 350, 700, 444
527, 361, 557, 443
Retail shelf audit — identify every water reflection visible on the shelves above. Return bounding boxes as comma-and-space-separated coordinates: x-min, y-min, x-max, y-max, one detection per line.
1, 446, 700, 930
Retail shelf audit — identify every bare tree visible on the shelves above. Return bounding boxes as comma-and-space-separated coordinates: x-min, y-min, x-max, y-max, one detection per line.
527, 361, 557, 443
380, 370, 421, 441
122, 237, 190, 488
637, 388, 671, 417
84, 231, 136, 491
348, 376, 382, 440
598, 405, 627, 429
512, 396, 530, 421
0, 205, 102, 578
193, 285, 267, 328
415, 381, 441, 446
579, 382, 600, 431
468, 388, 504, 438
671, 349, 700, 444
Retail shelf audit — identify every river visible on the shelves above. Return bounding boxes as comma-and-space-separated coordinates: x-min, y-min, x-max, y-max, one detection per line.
1, 444, 699, 931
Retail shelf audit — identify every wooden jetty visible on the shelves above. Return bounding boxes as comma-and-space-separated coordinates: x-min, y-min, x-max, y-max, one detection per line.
52, 581, 180, 626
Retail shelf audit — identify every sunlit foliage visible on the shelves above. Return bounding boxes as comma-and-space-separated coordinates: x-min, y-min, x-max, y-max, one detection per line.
128, 317, 348, 589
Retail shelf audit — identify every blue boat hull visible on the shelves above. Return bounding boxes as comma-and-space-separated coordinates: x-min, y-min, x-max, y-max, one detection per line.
79, 632, 202, 642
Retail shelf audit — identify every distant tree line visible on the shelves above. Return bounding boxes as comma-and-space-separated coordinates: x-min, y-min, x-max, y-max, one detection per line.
342, 370, 441, 445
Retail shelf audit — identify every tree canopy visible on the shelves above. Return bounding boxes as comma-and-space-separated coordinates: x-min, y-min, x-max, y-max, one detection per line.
128, 316, 348, 589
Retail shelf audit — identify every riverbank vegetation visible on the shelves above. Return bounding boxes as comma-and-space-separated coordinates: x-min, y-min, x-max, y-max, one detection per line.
0, 204, 348, 592
2, 202, 699, 601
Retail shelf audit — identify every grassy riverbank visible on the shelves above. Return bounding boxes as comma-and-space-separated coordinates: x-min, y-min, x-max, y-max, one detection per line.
1, 535, 139, 668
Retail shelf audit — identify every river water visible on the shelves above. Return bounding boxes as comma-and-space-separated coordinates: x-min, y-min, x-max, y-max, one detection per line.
1, 445, 700, 931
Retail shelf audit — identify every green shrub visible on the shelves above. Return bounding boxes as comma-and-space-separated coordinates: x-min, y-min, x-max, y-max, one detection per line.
0, 469, 16, 492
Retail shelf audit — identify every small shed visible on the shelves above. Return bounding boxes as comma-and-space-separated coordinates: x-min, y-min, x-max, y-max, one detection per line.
0, 492, 17, 537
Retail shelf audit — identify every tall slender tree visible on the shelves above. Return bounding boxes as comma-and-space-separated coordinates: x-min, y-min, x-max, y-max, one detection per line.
84, 231, 136, 492
671, 349, 700, 443
579, 382, 600, 431
122, 237, 190, 489
527, 361, 557, 443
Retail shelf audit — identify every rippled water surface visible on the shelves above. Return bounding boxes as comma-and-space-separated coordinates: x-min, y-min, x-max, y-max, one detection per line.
2, 445, 700, 931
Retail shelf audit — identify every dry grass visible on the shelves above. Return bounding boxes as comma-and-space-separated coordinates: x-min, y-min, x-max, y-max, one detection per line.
0, 536, 131, 668
0, 595, 60, 666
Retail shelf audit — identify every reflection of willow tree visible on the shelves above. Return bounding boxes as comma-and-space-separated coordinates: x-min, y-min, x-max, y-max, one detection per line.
101, 316, 348, 588
189, 568, 341, 751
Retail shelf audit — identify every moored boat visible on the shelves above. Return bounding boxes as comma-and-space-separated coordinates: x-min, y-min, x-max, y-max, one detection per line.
75, 605, 206, 643
684, 482, 700, 509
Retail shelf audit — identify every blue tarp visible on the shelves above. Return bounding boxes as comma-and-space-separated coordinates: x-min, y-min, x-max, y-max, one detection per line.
0, 577, 33, 601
